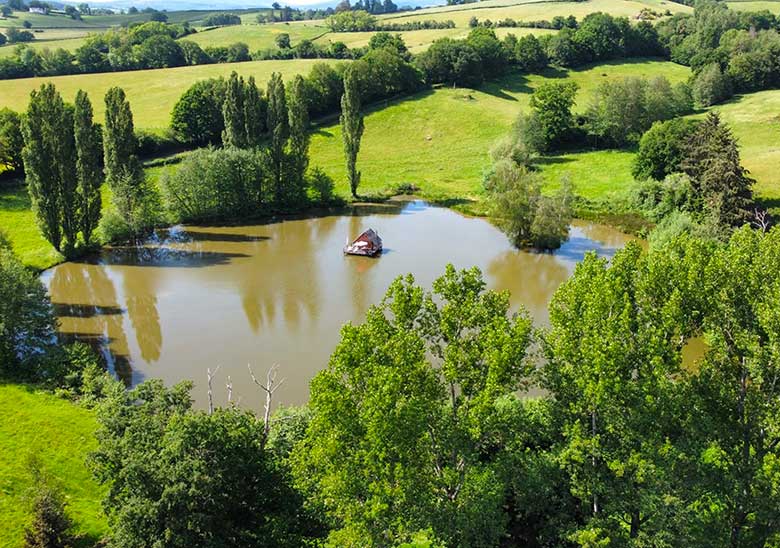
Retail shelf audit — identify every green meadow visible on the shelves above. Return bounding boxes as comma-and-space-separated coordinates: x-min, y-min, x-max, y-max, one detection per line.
379, 0, 692, 26
309, 59, 691, 201
185, 21, 329, 51
0, 58, 325, 132
725, 0, 780, 12
0, 384, 106, 548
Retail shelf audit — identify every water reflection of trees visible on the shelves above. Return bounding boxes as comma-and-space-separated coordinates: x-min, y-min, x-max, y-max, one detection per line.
48, 262, 134, 385
123, 271, 162, 363
486, 250, 571, 323
236, 217, 338, 334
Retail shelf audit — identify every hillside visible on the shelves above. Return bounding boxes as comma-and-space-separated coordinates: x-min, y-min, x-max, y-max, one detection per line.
0, 385, 106, 548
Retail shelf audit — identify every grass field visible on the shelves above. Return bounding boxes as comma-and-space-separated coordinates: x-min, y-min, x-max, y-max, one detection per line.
0, 384, 106, 548
0, 35, 95, 58
380, 0, 691, 26
725, 0, 780, 12
308, 59, 691, 201
185, 22, 329, 51
0, 58, 327, 132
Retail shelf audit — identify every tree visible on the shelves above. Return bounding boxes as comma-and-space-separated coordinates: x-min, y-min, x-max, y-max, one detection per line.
222, 72, 246, 149
287, 74, 309, 204
103, 86, 144, 228
90, 379, 319, 547
543, 241, 697, 544
484, 159, 572, 249
293, 265, 533, 545
693, 62, 733, 107
21, 84, 78, 253
160, 147, 266, 222
243, 76, 265, 148
275, 32, 291, 49
0, 239, 54, 377
0, 108, 24, 173
170, 78, 226, 146
73, 90, 102, 246
680, 112, 754, 227
24, 481, 75, 548
340, 66, 364, 198
633, 118, 699, 181
681, 227, 780, 546
514, 34, 547, 71
266, 72, 288, 205
528, 81, 578, 152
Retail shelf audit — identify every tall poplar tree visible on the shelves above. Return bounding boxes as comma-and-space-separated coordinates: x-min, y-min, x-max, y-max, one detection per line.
222, 72, 246, 149
73, 90, 102, 246
287, 74, 309, 205
243, 76, 265, 148
21, 84, 78, 253
266, 72, 288, 205
340, 67, 364, 199
103, 86, 143, 225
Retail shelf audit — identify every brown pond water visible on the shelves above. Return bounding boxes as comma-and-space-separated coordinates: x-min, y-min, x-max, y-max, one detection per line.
41, 199, 635, 410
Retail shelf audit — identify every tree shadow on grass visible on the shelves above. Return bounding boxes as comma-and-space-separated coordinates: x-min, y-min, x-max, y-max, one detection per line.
535, 156, 575, 166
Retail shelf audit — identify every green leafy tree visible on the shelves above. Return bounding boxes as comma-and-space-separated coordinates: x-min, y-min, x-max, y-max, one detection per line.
243, 76, 265, 148
0, 107, 24, 173
543, 242, 699, 544
222, 71, 246, 149
287, 74, 309, 204
266, 72, 288, 205
293, 265, 533, 546
275, 32, 291, 49
692, 62, 733, 107
73, 90, 102, 246
0, 239, 54, 377
340, 66, 364, 198
633, 118, 699, 181
103, 86, 144, 228
21, 84, 78, 253
528, 81, 578, 152
91, 379, 320, 547
24, 481, 75, 548
681, 227, 780, 547
170, 78, 226, 146
514, 34, 547, 71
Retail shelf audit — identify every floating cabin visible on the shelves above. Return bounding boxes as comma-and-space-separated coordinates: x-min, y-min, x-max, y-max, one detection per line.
344, 229, 383, 257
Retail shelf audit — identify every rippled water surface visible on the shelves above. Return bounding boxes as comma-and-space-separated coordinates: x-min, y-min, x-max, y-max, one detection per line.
42, 200, 634, 409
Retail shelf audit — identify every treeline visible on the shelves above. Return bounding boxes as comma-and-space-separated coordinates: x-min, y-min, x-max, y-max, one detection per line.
414, 14, 663, 88
172, 34, 420, 146
255, 0, 402, 23
201, 12, 241, 26
325, 9, 454, 32
0, 21, 208, 79
6, 224, 780, 546
658, 1, 780, 104
468, 14, 579, 30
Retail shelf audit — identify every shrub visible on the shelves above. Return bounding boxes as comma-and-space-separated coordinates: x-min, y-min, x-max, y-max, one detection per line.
135, 129, 180, 157
160, 147, 267, 222
307, 167, 335, 205
24, 480, 75, 548
629, 172, 695, 222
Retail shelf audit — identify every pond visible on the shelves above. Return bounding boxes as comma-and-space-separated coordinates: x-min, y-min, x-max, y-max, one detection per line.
41, 199, 635, 410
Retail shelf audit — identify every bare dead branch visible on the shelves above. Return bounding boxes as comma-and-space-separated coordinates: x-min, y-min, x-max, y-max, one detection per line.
207, 366, 221, 415
248, 363, 286, 449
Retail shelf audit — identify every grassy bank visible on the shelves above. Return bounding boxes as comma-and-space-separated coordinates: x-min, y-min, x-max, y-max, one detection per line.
0, 384, 106, 548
